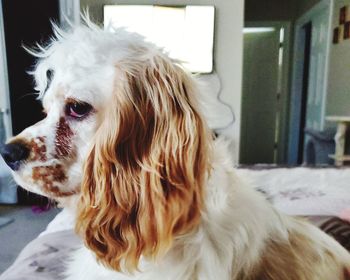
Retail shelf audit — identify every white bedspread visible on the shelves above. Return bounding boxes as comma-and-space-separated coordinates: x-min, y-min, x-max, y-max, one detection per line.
40, 167, 350, 235
1, 167, 350, 280
237, 167, 350, 217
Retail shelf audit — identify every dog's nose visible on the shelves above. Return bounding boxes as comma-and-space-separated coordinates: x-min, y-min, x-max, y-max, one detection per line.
0, 142, 30, 171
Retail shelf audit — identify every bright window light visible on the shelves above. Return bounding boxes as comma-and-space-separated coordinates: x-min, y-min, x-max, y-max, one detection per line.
104, 5, 215, 73
243, 27, 276, 34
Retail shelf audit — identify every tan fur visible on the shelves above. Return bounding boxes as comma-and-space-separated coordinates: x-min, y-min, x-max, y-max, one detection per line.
55, 117, 74, 158
10, 137, 47, 162
76, 52, 213, 272
5, 22, 349, 279
238, 218, 350, 280
28, 136, 47, 161
32, 164, 77, 197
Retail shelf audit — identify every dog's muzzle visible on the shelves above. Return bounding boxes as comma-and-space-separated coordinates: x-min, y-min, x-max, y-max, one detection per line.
0, 142, 30, 171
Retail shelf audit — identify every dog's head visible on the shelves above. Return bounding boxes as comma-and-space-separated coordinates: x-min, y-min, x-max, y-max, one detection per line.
1, 22, 212, 271
0, 24, 118, 198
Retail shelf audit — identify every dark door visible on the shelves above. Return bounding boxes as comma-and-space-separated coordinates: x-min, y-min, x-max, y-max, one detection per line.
2, 0, 59, 204
297, 22, 312, 164
240, 28, 281, 164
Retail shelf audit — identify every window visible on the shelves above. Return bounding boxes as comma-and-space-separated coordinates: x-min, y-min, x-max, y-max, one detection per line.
104, 5, 215, 73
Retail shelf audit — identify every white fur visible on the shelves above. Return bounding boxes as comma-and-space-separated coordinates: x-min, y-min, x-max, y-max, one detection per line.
7, 21, 350, 280
64, 141, 276, 280
65, 140, 350, 280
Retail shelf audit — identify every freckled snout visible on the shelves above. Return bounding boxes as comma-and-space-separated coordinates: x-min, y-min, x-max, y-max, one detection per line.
0, 142, 30, 171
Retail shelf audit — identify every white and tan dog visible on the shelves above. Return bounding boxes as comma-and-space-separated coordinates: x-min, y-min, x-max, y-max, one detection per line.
1, 21, 350, 280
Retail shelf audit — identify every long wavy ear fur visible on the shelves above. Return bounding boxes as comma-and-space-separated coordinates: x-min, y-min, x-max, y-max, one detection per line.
76, 51, 212, 272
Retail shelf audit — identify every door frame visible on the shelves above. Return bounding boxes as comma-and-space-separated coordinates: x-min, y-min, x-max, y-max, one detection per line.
288, 0, 333, 164
0, 0, 13, 140
59, 0, 80, 28
242, 21, 291, 164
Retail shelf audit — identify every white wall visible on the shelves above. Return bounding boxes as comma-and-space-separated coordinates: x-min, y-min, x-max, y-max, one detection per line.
80, 0, 244, 163
326, 0, 350, 118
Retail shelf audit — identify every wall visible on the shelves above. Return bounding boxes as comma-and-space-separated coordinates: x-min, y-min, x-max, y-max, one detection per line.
295, 0, 321, 19
245, 0, 320, 22
326, 0, 350, 118
245, 0, 296, 21
80, 0, 244, 163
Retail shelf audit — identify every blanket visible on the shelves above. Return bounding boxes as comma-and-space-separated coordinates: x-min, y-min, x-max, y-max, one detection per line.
0, 230, 81, 280
2, 167, 350, 279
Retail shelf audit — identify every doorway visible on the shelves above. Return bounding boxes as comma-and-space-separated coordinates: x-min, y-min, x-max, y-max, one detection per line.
297, 22, 313, 163
2, 0, 59, 204
288, 0, 332, 165
240, 23, 290, 164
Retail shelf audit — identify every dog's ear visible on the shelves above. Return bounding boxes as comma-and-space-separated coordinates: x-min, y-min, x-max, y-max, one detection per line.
76, 53, 212, 272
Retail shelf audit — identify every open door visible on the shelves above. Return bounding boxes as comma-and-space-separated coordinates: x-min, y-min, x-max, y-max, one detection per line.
240, 25, 287, 164
0, 0, 16, 204
0, 2, 11, 143
2, 0, 59, 205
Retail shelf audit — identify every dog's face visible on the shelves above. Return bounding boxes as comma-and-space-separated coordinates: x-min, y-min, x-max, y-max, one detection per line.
1, 27, 116, 198
1, 23, 212, 272
3, 83, 107, 198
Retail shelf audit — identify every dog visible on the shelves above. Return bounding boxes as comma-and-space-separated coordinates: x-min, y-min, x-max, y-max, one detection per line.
1, 20, 350, 280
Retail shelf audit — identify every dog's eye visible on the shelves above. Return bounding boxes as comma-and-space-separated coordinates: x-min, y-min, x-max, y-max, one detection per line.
65, 101, 93, 119
45, 69, 54, 92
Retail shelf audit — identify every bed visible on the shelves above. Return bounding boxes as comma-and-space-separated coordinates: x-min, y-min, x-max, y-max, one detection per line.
0, 156, 17, 204
0, 157, 19, 233
1, 167, 350, 280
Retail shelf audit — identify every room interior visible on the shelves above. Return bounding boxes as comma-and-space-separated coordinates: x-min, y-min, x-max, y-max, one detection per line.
1, 0, 350, 276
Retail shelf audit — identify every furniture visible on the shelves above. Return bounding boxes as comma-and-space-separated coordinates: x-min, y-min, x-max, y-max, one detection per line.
304, 127, 335, 165
326, 116, 350, 166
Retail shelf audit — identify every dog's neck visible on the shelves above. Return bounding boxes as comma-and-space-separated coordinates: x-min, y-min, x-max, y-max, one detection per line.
57, 195, 79, 215
63, 140, 287, 279
135, 141, 284, 280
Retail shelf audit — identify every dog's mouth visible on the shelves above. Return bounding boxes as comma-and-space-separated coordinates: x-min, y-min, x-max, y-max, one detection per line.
31, 164, 77, 197
41, 186, 79, 198
12, 163, 79, 199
